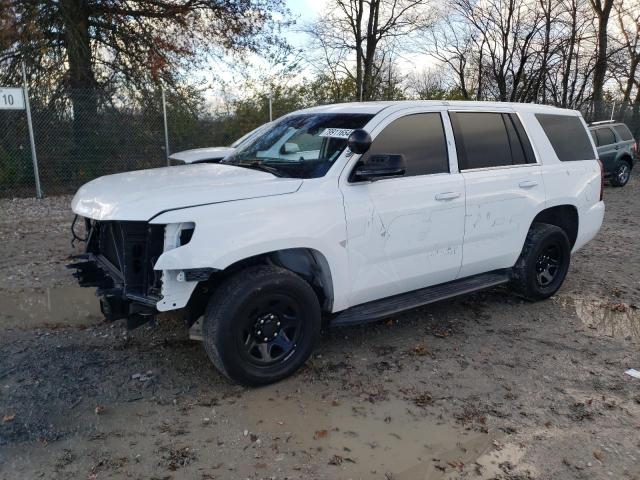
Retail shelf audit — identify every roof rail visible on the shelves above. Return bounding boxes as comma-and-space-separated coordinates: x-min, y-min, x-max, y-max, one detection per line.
589, 120, 617, 126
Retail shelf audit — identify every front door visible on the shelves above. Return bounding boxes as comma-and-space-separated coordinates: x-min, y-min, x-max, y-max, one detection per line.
341, 110, 466, 307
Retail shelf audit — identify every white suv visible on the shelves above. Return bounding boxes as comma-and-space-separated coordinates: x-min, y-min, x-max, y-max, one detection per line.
70, 101, 605, 385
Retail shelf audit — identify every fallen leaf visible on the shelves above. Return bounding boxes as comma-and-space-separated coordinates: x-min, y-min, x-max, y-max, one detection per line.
314, 429, 328, 440
329, 454, 343, 465
593, 450, 604, 462
94, 405, 106, 415
412, 393, 433, 408
410, 344, 430, 356
2, 414, 15, 423
611, 303, 627, 312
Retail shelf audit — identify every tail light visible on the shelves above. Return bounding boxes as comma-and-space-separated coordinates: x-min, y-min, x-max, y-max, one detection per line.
597, 159, 604, 201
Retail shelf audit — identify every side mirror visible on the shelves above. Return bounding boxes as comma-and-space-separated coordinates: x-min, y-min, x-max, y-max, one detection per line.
353, 154, 406, 181
280, 142, 300, 154
348, 129, 372, 154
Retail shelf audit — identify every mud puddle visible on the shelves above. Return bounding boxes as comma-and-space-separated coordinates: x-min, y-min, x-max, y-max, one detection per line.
235, 390, 521, 479
0, 286, 102, 330
558, 294, 640, 338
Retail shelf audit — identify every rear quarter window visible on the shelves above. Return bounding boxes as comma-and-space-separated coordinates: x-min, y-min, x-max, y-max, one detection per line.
613, 124, 634, 141
535, 114, 595, 161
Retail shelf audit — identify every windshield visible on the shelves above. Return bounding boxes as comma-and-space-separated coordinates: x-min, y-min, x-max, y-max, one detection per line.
222, 113, 374, 178
231, 123, 272, 149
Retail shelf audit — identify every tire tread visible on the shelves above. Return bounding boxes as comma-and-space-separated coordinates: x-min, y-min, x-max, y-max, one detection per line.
202, 265, 320, 386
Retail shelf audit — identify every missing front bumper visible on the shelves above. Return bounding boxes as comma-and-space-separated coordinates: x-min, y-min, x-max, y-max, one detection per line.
68, 218, 166, 329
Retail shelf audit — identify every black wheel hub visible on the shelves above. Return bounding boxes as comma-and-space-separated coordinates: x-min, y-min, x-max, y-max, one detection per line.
535, 244, 562, 287
238, 294, 301, 367
252, 313, 282, 342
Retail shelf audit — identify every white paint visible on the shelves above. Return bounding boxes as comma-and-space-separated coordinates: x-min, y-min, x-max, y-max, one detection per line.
625, 369, 640, 379
168, 146, 236, 164
70, 163, 303, 221
71, 100, 605, 313
0, 87, 25, 110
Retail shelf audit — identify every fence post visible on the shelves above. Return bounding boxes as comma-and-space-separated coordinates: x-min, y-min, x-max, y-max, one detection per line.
21, 62, 43, 199
610, 101, 616, 121
161, 87, 170, 166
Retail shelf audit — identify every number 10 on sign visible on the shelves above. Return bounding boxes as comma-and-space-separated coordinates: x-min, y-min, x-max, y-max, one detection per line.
0, 87, 26, 110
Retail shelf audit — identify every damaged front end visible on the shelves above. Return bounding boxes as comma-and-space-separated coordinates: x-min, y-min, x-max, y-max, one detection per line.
68, 217, 168, 329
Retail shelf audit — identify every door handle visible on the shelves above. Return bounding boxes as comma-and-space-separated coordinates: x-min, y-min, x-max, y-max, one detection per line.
435, 192, 461, 201
518, 180, 538, 188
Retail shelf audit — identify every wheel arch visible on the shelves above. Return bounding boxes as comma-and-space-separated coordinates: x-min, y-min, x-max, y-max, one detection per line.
186, 247, 336, 325
618, 153, 634, 168
530, 205, 579, 249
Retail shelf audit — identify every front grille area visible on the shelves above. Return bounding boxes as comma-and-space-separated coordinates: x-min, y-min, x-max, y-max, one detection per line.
92, 221, 165, 297
70, 218, 165, 306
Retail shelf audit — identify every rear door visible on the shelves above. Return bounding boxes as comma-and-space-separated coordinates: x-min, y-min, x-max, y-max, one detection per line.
593, 127, 618, 172
449, 110, 546, 278
612, 124, 637, 159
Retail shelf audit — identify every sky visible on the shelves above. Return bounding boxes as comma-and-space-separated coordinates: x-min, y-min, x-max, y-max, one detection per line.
197, 0, 327, 106
287, 0, 330, 43
200, 0, 435, 108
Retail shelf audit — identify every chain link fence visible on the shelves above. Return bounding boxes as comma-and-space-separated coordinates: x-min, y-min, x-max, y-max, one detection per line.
1, 86, 638, 198
0, 105, 36, 197
0, 87, 274, 198
1, 89, 168, 197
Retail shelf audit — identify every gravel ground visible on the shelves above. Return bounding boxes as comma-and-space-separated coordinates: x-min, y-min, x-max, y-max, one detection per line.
0, 176, 639, 479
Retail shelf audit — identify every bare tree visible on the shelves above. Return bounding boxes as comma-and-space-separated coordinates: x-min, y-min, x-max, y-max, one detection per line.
304, 0, 437, 100
610, 1, 640, 134
589, 0, 615, 119
423, 14, 479, 99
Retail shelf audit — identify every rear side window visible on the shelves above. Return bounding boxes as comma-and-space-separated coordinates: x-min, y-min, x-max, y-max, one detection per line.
536, 114, 595, 161
595, 128, 616, 146
613, 124, 634, 141
363, 113, 449, 176
449, 112, 535, 169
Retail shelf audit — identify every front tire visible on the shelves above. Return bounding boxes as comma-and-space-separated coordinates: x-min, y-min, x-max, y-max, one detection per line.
202, 265, 321, 386
610, 160, 631, 187
511, 223, 571, 301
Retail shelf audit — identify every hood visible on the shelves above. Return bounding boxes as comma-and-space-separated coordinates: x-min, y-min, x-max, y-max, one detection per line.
169, 147, 236, 163
71, 163, 302, 221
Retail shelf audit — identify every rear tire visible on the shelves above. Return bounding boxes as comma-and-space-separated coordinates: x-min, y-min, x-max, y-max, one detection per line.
610, 160, 631, 187
511, 223, 571, 301
202, 265, 321, 386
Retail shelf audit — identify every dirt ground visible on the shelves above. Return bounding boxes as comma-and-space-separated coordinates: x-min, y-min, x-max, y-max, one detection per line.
1, 175, 639, 480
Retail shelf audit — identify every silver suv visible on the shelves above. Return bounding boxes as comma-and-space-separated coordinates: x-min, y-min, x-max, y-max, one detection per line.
589, 121, 637, 187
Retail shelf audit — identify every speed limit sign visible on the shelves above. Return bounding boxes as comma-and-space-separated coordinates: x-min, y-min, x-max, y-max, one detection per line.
0, 87, 25, 110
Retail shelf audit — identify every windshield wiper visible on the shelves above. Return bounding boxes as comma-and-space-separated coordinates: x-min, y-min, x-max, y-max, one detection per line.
233, 160, 285, 177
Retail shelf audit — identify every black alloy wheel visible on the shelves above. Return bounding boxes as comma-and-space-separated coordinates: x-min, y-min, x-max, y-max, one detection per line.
511, 223, 571, 301
202, 265, 321, 386
237, 293, 303, 367
534, 244, 563, 288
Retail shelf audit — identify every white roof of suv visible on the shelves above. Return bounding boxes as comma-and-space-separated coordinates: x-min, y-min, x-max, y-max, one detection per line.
298, 100, 578, 116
